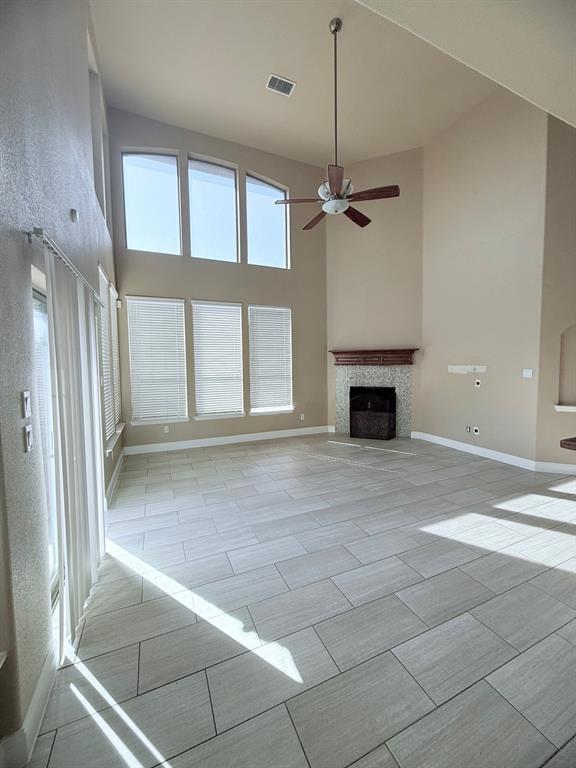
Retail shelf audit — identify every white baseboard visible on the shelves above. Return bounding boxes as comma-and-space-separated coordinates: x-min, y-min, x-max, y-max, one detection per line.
534, 460, 576, 474
105, 449, 124, 508
0, 646, 57, 768
411, 431, 576, 474
124, 425, 334, 455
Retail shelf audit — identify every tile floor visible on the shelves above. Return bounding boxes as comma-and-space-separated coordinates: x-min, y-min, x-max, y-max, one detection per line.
30, 436, 576, 768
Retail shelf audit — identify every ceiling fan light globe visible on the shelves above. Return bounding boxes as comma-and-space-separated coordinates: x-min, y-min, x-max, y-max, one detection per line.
322, 198, 349, 215
318, 182, 331, 201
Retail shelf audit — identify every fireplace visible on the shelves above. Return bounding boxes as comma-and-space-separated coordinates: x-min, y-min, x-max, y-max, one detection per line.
350, 386, 396, 440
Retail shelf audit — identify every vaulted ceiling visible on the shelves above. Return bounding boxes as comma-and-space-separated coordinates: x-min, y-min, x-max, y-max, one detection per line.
90, 0, 497, 166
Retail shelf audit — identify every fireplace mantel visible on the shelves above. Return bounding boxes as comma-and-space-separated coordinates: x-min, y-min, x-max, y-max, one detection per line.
330, 348, 418, 366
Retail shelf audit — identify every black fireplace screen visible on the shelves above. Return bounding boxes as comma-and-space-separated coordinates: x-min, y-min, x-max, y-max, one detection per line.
349, 386, 396, 440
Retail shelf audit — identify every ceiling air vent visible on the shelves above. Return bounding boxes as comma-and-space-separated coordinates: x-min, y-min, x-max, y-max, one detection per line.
266, 74, 295, 97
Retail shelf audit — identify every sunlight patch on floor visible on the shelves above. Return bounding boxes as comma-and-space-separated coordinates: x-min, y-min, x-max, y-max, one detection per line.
105, 539, 303, 683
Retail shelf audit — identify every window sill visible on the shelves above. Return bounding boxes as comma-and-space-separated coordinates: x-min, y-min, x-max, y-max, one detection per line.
194, 412, 245, 421
554, 404, 576, 413
105, 422, 125, 457
250, 408, 294, 416
130, 416, 190, 426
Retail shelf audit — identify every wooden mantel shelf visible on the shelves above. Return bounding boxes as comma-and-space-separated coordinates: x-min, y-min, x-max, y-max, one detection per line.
560, 436, 576, 452
330, 348, 419, 366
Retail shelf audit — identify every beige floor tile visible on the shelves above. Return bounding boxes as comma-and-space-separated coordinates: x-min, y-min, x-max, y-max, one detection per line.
208, 627, 338, 731
487, 633, 576, 747
392, 613, 516, 704
249, 579, 352, 641
277, 546, 360, 589
333, 556, 423, 606
139, 607, 260, 692
471, 583, 576, 651
166, 705, 308, 768
387, 681, 554, 768
48, 673, 214, 768
288, 652, 434, 768
396, 568, 495, 627
316, 594, 427, 670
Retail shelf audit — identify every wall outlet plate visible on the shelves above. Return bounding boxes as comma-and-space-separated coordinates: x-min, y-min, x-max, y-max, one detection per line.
522, 368, 534, 379
163, 425, 169, 434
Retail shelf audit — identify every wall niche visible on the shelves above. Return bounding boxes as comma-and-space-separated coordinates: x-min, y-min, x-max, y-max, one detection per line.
558, 324, 576, 406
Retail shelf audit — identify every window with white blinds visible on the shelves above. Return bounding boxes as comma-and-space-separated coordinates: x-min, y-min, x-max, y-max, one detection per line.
109, 284, 121, 425
249, 305, 293, 413
98, 268, 116, 440
192, 301, 244, 416
126, 297, 188, 422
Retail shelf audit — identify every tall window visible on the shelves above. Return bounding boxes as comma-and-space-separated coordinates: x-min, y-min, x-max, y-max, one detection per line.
33, 292, 59, 598
246, 175, 288, 269
122, 153, 181, 255
249, 305, 293, 412
98, 267, 121, 441
126, 297, 188, 422
192, 302, 244, 416
189, 159, 238, 262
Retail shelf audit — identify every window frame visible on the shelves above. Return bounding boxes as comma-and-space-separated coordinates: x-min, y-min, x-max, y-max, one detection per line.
248, 304, 294, 415
188, 155, 240, 264
121, 150, 183, 256
125, 295, 189, 425
245, 172, 291, 270
191, 299, 245, 418
98, 266, 122, 449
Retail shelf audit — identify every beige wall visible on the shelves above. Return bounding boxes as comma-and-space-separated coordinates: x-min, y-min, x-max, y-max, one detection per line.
0, 0, 115, 740
326, 149, 423, 425
415, 89, 548, 460
358, 0, 576, 129
108, 109, 327, 447
536, 116, 576, 463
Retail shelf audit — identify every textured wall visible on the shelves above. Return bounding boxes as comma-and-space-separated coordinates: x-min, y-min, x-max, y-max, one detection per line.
326, 149, 423, 426
535, 117, 576, 463
108, 108, 328, 446
0, 0, 114, 736
415, 89, 548, 460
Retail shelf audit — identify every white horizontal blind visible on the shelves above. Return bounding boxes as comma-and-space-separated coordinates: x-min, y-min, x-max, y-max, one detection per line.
249, 305, 293, 412
126, 297, 188, 422
192, 302, 243, 415
98, 268, 115, 440
109, 284, 121, 425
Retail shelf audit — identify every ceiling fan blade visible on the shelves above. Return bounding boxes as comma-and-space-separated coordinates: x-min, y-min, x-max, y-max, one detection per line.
303, 211, 327, 230
344, 206, 371, 228
275, 198, 322, 205
328, 165, 344, 196
348, 185, 400, 202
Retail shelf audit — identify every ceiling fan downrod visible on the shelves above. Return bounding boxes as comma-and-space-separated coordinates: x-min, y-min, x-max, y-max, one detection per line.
329, 17, 342, 168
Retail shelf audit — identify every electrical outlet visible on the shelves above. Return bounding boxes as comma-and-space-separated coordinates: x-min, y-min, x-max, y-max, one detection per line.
474, 379, 481, 388
163, 425, 169, 434
466, 426, 471, 433
300, 413, 305, 421
473, 426, 480, 435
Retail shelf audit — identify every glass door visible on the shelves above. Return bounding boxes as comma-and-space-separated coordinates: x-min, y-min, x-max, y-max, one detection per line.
33, 290, 59, 602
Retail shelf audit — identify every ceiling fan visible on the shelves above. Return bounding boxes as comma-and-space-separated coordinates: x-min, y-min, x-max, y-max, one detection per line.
275, 17, 400, 230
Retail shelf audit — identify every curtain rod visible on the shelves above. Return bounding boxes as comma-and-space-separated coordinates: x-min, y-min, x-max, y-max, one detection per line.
27, 227, 105, 308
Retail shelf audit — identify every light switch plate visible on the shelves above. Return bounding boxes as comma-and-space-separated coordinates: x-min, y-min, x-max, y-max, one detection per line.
22, 390, 31, 418
24, 424, 33, 453
522, 368, 534, 379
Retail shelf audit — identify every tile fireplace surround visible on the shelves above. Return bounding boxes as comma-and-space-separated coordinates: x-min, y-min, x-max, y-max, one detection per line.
331, 349, 418, 437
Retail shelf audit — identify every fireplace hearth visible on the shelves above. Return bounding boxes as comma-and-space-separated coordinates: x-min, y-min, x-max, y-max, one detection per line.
350, 386, 396, 440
